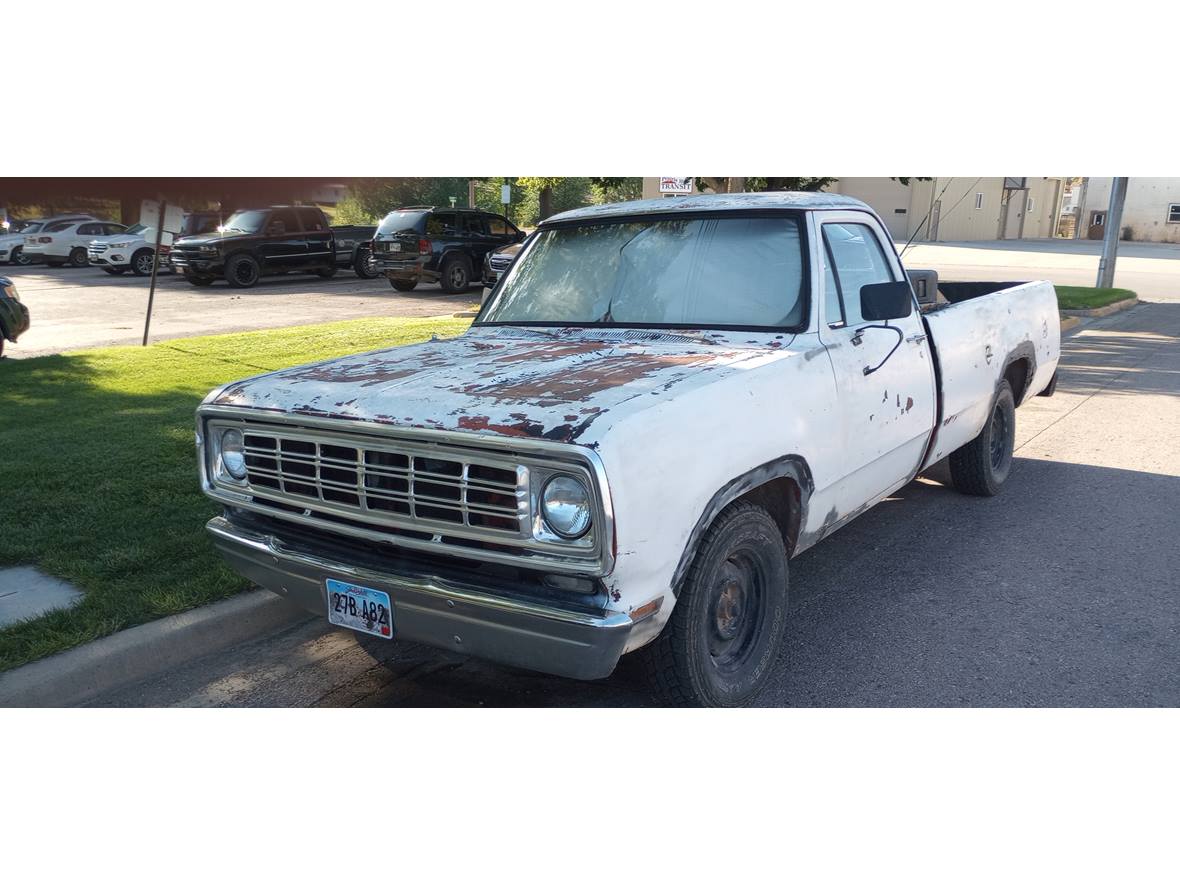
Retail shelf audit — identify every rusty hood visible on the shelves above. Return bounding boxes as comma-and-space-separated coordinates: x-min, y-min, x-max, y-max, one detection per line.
208, 326, 798, 447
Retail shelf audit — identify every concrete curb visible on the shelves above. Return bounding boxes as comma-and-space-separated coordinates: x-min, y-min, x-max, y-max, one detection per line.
1059, 316, 1082, 334
1060, 296, 1139, 318
0, 590, 312, 707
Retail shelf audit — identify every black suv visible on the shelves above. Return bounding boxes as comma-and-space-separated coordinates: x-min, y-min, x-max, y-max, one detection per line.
171, 206, 336, 288
371, 207, 524, 293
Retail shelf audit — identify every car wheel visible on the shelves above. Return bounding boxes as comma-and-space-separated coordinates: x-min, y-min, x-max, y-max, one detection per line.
640, 500, 790, 707
390, 279, 418, 292
439, 256, 470, 294
225, 254, 261, 288
186, 275, 215, 287
10, 246, 30, 266
316, 265, 337, 279
131, 249, 156, 276
69, 247, 89, 268
101, 266, 127, 275
949, 380, 1016, 497
47, 260, 64, 268
354, 249, 380, 279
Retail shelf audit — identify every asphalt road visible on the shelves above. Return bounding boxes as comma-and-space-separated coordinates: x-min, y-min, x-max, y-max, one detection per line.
96, 302, 1180, 707
1, 263, 476, 358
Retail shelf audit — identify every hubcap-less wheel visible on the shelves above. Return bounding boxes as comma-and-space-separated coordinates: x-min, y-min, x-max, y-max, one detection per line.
134, 252, 155, 275
706, 554, 766, 675
989, 402, 1010, 471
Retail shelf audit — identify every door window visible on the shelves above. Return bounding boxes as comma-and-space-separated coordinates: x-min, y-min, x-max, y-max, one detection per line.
426, 212, 458, 237
103, 224, 126, 235
269, 209, 300, 235
296, 208, 326, 232
463, 215, 487, 236
822, 222, 894, 327
486, 216, 515, 236
77, 223, 102, 236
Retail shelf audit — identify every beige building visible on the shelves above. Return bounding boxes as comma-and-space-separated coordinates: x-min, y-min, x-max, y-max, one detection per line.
1072, 178, 1180, 243
640, 177, 1066, 243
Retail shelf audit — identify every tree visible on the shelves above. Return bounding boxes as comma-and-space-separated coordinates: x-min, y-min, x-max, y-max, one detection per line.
516, 177, 564, 221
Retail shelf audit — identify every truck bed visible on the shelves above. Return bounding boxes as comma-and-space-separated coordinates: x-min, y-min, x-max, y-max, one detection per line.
919, 279, 1061, 468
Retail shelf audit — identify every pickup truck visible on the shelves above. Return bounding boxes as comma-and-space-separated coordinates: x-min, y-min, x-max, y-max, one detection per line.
195, 192, 1060, 706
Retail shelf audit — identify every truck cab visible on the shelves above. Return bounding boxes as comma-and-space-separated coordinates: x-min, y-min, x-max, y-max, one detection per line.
196, 192, 1060, 705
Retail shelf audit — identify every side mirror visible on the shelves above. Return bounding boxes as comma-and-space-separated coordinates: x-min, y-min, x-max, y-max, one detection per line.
860, 281, 913, 321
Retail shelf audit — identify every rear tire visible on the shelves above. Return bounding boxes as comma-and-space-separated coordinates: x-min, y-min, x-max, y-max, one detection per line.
640, 500, 789, 707
130, 249, 156, 276
69, 247, 88, 268
439, 255, 470, 294
225, 253, 260, 288
390, 279, 417, 292
102, 266, 127, 275
47, 260, 64, 268
316, 265, 337, 279
949, 380, 1016, 497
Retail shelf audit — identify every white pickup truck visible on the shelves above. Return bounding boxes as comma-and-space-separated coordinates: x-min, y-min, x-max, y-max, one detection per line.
196, 192, 1060, 706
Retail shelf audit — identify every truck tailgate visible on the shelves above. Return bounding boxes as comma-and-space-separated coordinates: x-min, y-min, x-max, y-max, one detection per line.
921, 280, 1060, 468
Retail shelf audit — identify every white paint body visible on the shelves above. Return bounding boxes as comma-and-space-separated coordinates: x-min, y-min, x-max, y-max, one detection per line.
201, 193, 1061, 662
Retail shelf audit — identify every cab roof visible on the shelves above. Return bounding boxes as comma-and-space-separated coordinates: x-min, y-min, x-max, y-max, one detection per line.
546, 191, 873, 224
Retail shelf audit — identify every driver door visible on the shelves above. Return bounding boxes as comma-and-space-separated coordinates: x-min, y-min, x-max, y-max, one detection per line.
815, 211, 936, 514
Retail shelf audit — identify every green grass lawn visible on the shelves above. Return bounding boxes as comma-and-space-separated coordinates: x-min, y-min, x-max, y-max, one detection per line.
0, 315, 470, 672
1056, 286, 1137, 311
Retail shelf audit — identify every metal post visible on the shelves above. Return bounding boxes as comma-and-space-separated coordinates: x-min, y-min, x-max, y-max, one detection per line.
1096, 177, 1128, 289
142, 198, 166, 346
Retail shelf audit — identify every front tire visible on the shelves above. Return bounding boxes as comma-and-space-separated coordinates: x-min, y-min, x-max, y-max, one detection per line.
69, 247, 89, 268
130, 249, 156, 276
640, 501, 789, 707
10, 246, 30, 266
949, 380, 1016, 496
186, 274, 215, 287
225, 253, 261, 288
102, 266, 127, 275
390, 279, 418, 292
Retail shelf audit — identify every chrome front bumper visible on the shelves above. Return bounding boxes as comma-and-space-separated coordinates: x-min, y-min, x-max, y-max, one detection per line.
206, 515, 633, 680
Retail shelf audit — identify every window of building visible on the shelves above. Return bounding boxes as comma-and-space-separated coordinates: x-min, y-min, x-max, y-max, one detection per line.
1168, 204, 1180, 224
974, 193, 984, 210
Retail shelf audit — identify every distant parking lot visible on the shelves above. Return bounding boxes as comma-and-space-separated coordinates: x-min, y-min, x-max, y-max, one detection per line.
5, 238, 1180, 360
1, 264, 478, 358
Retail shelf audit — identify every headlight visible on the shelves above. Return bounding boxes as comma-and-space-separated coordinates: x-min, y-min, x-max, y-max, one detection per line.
219, 428, 247, 480
541, 475, 592, 539
199, 244, 219, 254
107, 241, 131, 249
2, 283, 17, 302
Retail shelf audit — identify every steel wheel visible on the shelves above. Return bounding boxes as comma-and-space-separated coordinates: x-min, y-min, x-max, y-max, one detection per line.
989, 401, 1010, 471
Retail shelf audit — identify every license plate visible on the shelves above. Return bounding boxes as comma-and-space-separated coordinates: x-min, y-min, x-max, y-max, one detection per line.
326, 578, 393, 638
388, 242, 401, 252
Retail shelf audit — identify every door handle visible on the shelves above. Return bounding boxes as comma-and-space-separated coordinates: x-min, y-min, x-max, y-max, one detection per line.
906, 333, 927, 344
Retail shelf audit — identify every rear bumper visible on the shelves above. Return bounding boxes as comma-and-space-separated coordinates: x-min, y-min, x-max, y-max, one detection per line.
374, 254, 439, 284
206, 515, 632, 680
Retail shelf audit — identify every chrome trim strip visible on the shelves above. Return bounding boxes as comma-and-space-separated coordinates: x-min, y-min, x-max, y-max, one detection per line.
197, 404, 616, 576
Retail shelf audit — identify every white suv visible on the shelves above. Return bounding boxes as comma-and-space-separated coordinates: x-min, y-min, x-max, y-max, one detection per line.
1, 215, 95, 265
87, 223, 174, 276
24, 219, 126, 267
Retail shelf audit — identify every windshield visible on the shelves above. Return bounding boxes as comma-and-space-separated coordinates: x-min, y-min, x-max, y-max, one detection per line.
9, 221, 40, 234
377, 211, 427, 236
182, 214, 221, 236
219, 209, 267, 234
480, 215, 808, 329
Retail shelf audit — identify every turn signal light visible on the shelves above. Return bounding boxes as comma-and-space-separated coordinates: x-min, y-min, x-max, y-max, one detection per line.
418, 237, 432, 255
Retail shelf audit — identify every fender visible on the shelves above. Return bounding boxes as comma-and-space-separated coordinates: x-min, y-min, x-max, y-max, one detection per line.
999, 339, 1038, 404
670, 454, 814, 594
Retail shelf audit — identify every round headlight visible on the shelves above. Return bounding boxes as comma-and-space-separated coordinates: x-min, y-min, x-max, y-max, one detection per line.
541, 475, 592, 539
220, 428, 247, 480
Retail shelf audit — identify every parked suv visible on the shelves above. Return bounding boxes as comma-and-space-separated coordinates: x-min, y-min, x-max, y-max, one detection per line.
170, 206, 337, 288
372, 207, 524, 293
23, 219, 124, 267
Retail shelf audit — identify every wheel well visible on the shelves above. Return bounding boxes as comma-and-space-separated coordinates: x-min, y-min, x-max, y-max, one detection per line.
735, 477, 803, 557
1004, 357, 1031, 404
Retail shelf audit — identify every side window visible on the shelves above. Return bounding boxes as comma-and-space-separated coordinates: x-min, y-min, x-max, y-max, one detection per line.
296, 208, 326, 232
822, 222, 895, 327
820, 243, 844, 327
426, 212, 458, 237
487, 216, 517, 237
463, 215, 487, 236
269, 209, 300, 235
104, 224, 125, 235
77, 223, 100, 235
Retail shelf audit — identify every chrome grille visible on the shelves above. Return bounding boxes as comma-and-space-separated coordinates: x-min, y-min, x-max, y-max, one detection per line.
241, 429, 521, 534
88, 243, 109, 254
489, 254, 513, 270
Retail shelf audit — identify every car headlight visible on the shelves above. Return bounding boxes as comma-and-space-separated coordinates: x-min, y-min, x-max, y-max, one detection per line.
218, 428, 247, 480
199, 244, 219, 254
106, 241, 131, 249
541, 475, 592, 539
2, 282, 18, 302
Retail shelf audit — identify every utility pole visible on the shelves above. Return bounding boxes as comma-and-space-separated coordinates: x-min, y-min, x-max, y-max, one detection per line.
1096, 177, 1128, 289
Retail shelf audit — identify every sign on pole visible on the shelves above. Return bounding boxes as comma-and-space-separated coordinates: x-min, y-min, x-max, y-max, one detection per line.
501, 184, 511, 205
659, 177, 693, 195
